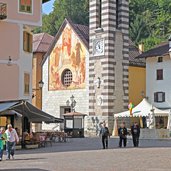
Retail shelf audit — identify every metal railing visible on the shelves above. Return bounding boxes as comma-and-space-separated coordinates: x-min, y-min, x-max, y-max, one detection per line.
0, 3, 7, 20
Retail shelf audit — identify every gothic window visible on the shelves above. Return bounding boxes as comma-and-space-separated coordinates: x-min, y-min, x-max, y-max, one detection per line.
19, 0, 32, 13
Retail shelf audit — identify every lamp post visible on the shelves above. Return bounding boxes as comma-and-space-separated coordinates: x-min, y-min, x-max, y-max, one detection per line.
66, 95, 76, 112
32, 80, 44, 98
31, 80, 44, 133
38, 80, 44, 89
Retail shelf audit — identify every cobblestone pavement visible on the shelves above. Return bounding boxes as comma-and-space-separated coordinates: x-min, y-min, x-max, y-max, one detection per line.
0, 137, 171, 171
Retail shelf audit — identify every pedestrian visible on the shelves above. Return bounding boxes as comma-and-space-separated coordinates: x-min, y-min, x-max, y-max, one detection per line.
0, 127, 7, 161
5, 124, 19, 160
131, 122, 140, 147
99, 122, 110, 149
118, 122, 128, 148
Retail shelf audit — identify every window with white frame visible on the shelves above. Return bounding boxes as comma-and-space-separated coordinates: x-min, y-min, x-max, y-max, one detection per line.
154, 92, 165, 102
19, 0, 32, 13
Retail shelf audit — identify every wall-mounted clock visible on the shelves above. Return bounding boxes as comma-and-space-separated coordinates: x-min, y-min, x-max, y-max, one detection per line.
93, 38, 104, 56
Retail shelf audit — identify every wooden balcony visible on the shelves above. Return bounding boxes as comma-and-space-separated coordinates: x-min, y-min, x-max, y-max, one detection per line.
0, 3, 7, 20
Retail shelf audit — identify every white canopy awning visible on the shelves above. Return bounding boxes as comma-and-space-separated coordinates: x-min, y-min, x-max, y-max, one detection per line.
114, 98, 169, 118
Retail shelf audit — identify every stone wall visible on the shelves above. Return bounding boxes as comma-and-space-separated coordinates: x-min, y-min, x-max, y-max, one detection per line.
140, 129, 170, 139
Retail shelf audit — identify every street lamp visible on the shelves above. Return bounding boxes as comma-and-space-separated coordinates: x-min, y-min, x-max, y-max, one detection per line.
38, 80, 44, 88
169, 35, 171, 58
32, 80, 44, 98
66, 95, 76, 112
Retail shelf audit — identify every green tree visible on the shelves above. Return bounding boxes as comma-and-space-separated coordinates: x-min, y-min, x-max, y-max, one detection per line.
35, 0, 171, 51
34, 0, 89, 36
130, 0, 171, 51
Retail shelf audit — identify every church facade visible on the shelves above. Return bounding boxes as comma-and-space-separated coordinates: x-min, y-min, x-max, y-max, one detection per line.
41, 19, 89, 131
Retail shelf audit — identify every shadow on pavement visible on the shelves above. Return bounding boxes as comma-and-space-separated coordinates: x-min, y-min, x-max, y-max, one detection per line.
15, 137, 171, 155
9, 157, 46, 161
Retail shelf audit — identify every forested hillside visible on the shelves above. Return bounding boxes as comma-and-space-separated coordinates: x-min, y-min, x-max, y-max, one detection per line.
130, 0, 171, 50
35, 0, 171, 51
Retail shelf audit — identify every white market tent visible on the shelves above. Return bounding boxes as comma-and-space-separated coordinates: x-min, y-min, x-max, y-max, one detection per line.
114, 98, 169, 118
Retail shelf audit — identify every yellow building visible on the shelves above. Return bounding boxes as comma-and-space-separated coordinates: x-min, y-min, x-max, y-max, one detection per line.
129, 40, 146, 106
32, 33, 54, 131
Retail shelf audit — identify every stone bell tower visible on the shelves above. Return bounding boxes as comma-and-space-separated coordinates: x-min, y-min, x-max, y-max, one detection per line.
87, 0, 129, 135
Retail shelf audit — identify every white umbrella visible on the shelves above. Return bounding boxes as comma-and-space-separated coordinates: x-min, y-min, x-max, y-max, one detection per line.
167, 109, 171, 130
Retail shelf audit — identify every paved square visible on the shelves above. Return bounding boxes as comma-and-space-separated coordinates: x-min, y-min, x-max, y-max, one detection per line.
0, 138, 171, 171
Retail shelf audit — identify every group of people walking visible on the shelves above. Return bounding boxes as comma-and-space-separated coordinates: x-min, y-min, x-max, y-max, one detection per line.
118, 122, 140, 148
0, 124, 19, 161
99, 121, 140, 149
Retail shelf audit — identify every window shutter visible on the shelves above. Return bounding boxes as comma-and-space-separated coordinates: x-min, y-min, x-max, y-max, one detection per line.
154, 92, 157, 102
24, 73, 30, 95
23, 31, 27, 52
29, 34, 33, 53
162, 92, 165, 102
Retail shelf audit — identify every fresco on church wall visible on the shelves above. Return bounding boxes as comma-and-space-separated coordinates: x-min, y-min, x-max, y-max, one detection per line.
49, 24, 86, 90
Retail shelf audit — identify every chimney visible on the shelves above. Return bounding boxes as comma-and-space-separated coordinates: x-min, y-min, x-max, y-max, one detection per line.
138, 43, 144, 54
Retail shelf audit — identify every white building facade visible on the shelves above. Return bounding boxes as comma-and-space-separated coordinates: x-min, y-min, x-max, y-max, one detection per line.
146, 54, 171, 109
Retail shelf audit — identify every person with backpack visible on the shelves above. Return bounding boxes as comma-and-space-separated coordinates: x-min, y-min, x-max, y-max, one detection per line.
99, 122, 110, 149
118, 122, 128, 148
131, 122, 140, 147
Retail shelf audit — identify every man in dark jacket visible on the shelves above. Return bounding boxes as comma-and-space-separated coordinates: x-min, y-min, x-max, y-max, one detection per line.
100, 122, 110, 149
118, 122, 127, 147
131, 122, 140, 147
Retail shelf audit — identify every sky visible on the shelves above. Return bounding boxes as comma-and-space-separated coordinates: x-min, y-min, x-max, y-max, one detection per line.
42, 0, 55, 14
